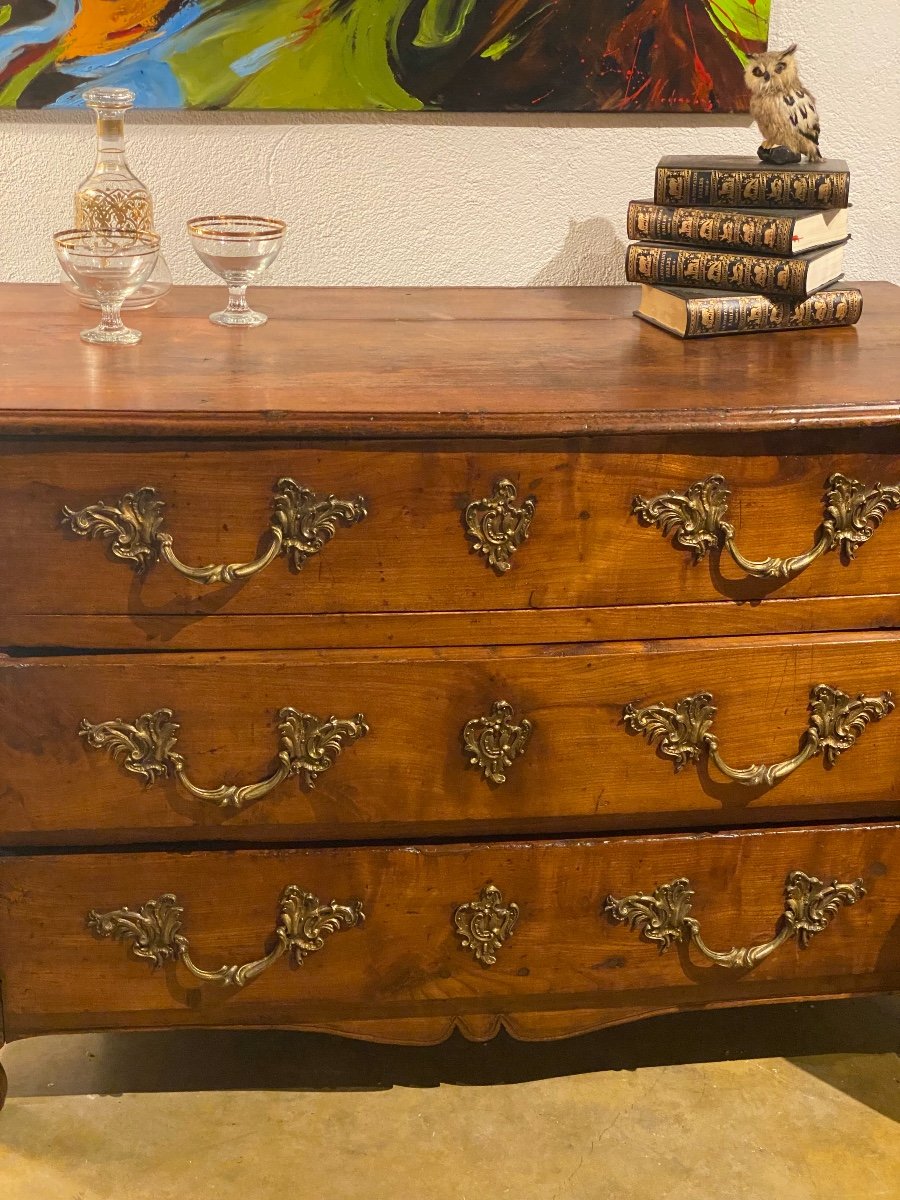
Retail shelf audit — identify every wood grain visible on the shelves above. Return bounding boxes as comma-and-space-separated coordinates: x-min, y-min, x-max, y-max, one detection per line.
2, 633, 899, 845
0, 283, 897, 438
3, 439, 899, 635
2, 593, 900, 653
0, 996, 890, 1049
0, 824, 895, 1042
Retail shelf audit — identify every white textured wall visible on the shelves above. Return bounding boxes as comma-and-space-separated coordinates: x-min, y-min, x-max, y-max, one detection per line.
1, 3, 897, 287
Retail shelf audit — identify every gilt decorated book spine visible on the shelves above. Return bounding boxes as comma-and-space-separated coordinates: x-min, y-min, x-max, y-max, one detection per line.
653, 165, 850, 210
625, 244, 824, 298
627, 202, 799, 256
655, 288, 863, 339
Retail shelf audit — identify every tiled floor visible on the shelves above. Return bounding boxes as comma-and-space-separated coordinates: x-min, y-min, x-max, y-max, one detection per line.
1, 997, 898, 1200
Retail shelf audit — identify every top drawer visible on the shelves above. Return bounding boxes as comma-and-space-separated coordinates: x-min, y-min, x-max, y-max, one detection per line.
2, 437, 900, 643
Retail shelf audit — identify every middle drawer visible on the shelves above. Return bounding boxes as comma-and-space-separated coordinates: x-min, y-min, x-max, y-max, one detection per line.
2, 632, 898, 845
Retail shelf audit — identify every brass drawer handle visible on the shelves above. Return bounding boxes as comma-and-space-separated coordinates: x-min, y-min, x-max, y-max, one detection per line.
454, 884, 519, 966
80, 707, 369, 810
88, 886, 365, 988
465, 478, 536, 573
463, 700, 533, 784
61, 478, 367, 584
632, 473, 900, 580
605, 871, 865, 969
625, 683, 893, 787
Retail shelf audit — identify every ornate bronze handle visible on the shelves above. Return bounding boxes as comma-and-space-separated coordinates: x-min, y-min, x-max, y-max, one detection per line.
605, 871, 865, 969
465, 479, 536, 573
454, 884, 520, 967
88, 886, 365, 988
80, 707, 369, 810
632, 473, 900, 580
61, 478, 367, 584
462, 700, 532, 784
624, 684, 893, 787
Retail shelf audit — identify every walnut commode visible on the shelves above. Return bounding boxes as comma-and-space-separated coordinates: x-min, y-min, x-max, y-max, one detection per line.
0, 282, 898, 1102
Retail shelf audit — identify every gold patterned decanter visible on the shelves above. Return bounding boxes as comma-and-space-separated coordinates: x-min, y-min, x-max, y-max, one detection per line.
65, 86, 171, 309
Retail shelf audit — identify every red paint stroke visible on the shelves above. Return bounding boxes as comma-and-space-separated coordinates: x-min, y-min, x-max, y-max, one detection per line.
107, 25, 147, 41
290, 3, 328, 49
684, 3, 714, 95
623, 35, 642, 99
0, 39, 59, 89
616, 74, 651, 108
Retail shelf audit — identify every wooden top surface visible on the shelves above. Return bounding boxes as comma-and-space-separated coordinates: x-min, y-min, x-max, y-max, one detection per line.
0, 282, 897, 438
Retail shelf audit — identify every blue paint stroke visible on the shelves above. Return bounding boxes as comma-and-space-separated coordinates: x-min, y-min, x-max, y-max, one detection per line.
231, 37, 289, 78
0, 0, 77, 75
49, 0, 209, 107
53, 61, 184, 108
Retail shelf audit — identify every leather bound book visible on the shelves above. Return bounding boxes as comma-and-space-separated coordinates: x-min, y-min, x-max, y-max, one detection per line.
634, 284, 864, 338
654, 156, 850, 210
626, 201, 848, 257
624, 241, 847, 298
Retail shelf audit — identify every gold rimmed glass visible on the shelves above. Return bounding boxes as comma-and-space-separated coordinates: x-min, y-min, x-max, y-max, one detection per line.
187, 215, 286, 327
54, 230, 160, 345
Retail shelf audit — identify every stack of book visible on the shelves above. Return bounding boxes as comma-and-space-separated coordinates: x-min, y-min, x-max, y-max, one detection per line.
625, 155, 860, 339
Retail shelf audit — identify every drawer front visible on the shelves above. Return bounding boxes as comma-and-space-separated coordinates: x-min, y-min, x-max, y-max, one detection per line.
0, 824, 896, 1041
3, 440, 900, 633
2, 634, 898, 844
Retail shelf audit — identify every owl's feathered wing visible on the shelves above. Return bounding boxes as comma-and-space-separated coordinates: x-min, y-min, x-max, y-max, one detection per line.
788, 87, 821, 150
751, 85, 824, 161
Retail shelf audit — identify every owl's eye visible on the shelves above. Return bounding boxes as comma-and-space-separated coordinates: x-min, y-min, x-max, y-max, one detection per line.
752, 67, 764, 77
775, 62, 786, 72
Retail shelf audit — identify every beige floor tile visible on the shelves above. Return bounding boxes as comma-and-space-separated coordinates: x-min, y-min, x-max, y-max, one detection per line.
1, 1000, 898, 1200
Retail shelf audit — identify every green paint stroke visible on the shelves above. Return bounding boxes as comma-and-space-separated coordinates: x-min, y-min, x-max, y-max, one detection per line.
165, 0, 422, 110
233, 0, 421, 109
710, 0, 772, 63
481, 33, 518, 61
0, 6, 12, 29
414, 0, 478, 48
0, 44, 56, 106
481, 5, 550, 62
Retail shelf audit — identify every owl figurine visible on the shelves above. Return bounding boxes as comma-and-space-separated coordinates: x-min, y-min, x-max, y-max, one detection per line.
744, 44, 824, 164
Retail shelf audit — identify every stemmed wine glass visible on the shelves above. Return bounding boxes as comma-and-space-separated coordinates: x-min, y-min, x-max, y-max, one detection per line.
187, 215, 286, 327
54, 230, 160, 345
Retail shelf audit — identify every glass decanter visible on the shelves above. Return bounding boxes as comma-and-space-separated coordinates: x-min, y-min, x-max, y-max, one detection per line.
64, 86, 171, 310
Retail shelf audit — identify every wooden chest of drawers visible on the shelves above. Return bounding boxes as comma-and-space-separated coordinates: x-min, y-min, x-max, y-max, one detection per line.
1, 282, 898, 1104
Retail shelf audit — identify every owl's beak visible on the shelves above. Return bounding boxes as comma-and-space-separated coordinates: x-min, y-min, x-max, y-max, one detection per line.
763, 71, 770, 81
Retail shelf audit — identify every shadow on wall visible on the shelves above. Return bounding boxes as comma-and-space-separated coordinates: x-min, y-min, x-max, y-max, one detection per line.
530, 217, 626, 287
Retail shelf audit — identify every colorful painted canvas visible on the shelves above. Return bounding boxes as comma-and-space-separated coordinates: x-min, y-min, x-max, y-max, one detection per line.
0, 1, 770, 111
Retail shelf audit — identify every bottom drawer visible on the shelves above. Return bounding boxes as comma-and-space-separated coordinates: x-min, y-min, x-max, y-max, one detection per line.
0, 823, 897, 1044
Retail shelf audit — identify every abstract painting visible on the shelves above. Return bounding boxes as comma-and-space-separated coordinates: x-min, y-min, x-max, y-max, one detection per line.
1, 1, 770, 111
